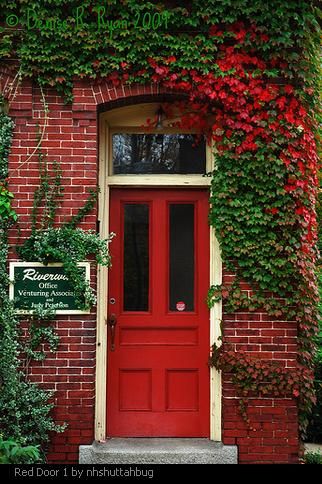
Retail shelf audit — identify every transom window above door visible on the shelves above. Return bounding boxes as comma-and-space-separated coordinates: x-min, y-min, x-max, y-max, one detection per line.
112, 133, 206, 175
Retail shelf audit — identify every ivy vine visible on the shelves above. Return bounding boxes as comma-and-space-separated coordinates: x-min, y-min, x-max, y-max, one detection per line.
16, 131, 114, 310
0, 0, 321, 442
0, 1, 320, 106
0, 100, 64, 458
0, 106, 113, 457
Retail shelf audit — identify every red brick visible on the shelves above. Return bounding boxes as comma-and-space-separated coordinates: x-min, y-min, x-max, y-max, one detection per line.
224, 430, 248, 438
249, 446, 275, 454
46, 453, 67, 461
223, 438, 236, 445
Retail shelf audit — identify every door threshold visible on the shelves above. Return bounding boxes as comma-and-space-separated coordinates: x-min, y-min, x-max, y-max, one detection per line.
79, 438, 238, 464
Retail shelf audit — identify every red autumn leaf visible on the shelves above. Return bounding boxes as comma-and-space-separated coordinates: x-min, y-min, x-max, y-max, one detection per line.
235, 29, 247, 42
298, 161, 305, 174
266, 207, 279, 215
284, 85, 294, 94
276, 96, 287, 109
258, 89, 273, 102
147, 57, 157, 68
285, 111, 296, 123
155, 66, 169, 76
217, 60, 231, 72
284, 184, 296, 192
296, 207, 305, 215
209, 25, 223, 37
280, 153, 291, 166
296, 179, 305, 189
261, 34, 269, 42
298, 106, 307, 117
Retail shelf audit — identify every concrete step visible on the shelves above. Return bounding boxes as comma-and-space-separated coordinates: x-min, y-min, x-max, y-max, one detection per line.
79, 438, 238, 464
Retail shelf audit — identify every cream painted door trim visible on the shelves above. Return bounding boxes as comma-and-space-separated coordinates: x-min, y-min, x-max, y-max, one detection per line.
94, 114, 109, 441
95, 104, 222, 442
210, 231, 222, 441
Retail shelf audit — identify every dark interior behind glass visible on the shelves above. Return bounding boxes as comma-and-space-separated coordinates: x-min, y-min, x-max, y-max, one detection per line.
113, 134, 206, 175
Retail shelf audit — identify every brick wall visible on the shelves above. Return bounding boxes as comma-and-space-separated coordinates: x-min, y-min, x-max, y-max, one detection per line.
222, 270, 299, 464
5, 75, 299, 464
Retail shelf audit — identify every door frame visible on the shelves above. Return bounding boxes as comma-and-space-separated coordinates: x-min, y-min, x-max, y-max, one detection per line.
95, 103, 222, 442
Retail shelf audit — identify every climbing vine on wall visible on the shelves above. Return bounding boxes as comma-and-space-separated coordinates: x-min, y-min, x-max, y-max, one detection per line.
16, 139, 114, 310
0, 1, 321, 437
0, 101, 65, 458
0, 107, 113, 456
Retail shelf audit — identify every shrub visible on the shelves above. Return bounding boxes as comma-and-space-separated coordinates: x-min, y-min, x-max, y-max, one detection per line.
0, 438, 40, 464
304, 451, 322, 465
306, 356, 322, 442
305, 264, 322, 442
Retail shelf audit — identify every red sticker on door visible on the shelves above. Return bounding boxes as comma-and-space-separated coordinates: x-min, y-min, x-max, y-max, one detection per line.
176, 301, 186, 312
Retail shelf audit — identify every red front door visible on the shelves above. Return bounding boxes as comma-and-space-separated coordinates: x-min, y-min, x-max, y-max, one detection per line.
107, 188, 210, 437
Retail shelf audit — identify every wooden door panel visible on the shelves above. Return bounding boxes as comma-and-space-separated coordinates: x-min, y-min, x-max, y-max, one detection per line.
107, 188, 210, 437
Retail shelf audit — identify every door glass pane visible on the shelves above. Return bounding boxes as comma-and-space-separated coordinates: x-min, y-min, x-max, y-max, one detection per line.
113, 134, 206, 175
123, 204, 149, 311
169, 204, 194, 312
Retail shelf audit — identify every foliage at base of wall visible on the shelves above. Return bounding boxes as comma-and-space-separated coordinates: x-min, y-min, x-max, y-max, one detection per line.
0, 438, 40, 464
304, 451, 322, 464
305, 188, 322, 443
0, 246, 65, 461
306, 355, 322, 443
210, 343, 314, 431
